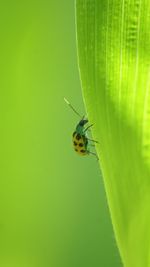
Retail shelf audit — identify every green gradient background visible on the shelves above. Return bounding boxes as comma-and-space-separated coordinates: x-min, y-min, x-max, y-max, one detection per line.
0, 1, 121, 266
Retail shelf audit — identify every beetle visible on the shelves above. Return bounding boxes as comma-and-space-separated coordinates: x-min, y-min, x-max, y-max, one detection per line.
64, 97, 98, 160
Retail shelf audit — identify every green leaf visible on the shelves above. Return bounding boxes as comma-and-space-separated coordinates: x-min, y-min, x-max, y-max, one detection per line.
76, 0, 150, 266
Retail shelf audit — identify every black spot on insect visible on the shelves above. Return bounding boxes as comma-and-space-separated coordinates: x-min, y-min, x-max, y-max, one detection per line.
74, 141, 77, 146
76, 133, 81, 140
72, 132, 76, 137
79, 143, 83, 147
75, 148, 78, 152
80, 149, 86, 153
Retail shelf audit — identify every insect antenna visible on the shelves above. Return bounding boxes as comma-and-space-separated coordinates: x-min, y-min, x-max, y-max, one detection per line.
64, 97, 82, 119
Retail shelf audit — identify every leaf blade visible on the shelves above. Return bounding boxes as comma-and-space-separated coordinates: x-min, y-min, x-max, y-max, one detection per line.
76, 1, 150, 266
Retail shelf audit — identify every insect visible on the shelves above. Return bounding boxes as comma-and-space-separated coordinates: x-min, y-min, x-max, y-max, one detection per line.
64, 97, 98, 160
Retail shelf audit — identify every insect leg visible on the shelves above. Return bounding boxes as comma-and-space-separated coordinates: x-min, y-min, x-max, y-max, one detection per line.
87, 138, 99, 143
88, 144, 95, 147
88, 151, 99, 160
84, 124, 94, 132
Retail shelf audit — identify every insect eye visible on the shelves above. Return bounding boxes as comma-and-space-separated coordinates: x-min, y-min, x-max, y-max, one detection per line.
79, 119, 88, 126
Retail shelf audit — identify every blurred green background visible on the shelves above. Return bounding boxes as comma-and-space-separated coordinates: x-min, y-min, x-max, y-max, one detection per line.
0, 1, 121, 266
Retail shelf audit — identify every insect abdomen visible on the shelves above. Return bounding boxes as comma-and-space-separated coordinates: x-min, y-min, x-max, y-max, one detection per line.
72, 132, 88, 156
